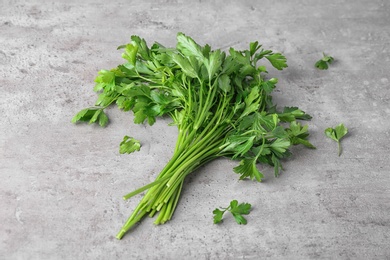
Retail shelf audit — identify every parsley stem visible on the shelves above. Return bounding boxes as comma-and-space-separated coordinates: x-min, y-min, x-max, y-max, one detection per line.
165, 129, 225, 188
116, 205, 147, 240
338, 141, 341, 156
122, 174, 172, 200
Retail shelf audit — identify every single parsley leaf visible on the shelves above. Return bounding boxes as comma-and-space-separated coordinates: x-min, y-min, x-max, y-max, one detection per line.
212, 208, 224, 224
230, 200, 251, 215
72, 108, 95, 123
95, 93, 117, 107
233, 158, 264, 182
122, 44, 139, 66
205, 49, 223, 79
213, 200, 252, 225
315, 53, 334, 70
240, 86, 260, 118
277, 107, 312, 122
261, 78, 277, 94
232, 214, 247, 225
325, 123, 348, 156
271, 153, 283, 177
223, 135, 256, 159
72, 108, 108, 127
218, 74, 231, 93
249, 41, 261, 56
171, 53, 198, 78
265, 52, 288, 70
119, 136, 141, 154
176, 32, 204, 60
98, 111, 109, 127
270, 138, 291, 154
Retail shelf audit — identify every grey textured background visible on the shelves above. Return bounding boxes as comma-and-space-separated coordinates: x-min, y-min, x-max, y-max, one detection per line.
1, 0, 389, 259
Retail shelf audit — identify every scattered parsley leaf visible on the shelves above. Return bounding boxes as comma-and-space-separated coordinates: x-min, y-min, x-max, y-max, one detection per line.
325, 123, 348, 156
213, 200, 252, 225
315, 53, 334, 70
212, 208, 224, 224
119, 136, 141, 154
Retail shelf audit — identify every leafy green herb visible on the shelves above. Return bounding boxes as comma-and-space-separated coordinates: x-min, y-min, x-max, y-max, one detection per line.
213, 200, 252, 225
72, 33, 315, 239
71, 108, 109, 127
119, 136, 141, 154
325, 123, 348, 156
315, 53, 334, 70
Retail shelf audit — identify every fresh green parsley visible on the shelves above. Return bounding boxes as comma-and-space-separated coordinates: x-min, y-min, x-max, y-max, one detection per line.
213, 200, 252, 225
325, 123, 348, 156
72, 33, 315, 239
315, 53, 334, 70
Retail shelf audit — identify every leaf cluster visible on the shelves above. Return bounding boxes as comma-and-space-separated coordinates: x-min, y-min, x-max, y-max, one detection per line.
72, 32, 315, 182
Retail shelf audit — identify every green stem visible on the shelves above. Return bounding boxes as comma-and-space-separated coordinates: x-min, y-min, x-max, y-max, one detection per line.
116, 204, 148, 240
165, 126, 225, 188
338, 141, 342, 156
117, 127, 224, 237
168, 180, 183, 220
162, 143, 222, 201
194, 81, 217, 129
116, 85, 234, 239
122, 174, 172, 200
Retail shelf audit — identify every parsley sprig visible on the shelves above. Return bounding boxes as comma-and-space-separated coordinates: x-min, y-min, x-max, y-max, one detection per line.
315, 53, 334, 70
213, 200, 252, 225
325, 123, 348, 156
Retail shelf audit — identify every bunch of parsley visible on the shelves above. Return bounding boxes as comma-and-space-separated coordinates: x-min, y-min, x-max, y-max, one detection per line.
73, 33, 315, 239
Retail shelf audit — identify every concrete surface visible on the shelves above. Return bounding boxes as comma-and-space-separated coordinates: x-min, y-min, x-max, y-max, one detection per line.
1, 0, 390, 259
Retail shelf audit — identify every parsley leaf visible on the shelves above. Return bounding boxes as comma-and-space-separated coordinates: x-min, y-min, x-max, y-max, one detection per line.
122, 44, 138, 66
212, 208, 224, 224
315, 53, 334, 70
233, 158, 264, 182
71, 108, 109, 127
286, 121, 316, 149
119, 136, 141, 154
265, 52, 288, 70
325, 123, 348, 156
277, 106, 312, 122
176, 32, 204, 60
213, 200, 252, 225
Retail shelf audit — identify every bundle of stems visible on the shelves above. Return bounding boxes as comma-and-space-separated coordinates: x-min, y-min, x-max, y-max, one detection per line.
72, 33, 315, 239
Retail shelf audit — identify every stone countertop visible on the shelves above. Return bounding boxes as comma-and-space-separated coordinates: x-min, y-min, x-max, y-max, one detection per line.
1, 1, 389, 259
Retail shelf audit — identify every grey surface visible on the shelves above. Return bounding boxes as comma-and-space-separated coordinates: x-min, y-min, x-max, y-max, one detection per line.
1, 0, 390, 259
